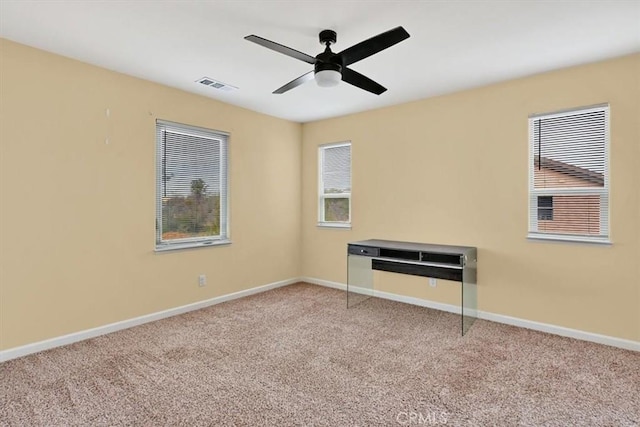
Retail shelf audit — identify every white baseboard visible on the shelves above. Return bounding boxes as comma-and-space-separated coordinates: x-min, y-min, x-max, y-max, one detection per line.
477, 311, 640, 352
3, 276, 637, 362
302, 277, 640, 352
0, 278, 298, 363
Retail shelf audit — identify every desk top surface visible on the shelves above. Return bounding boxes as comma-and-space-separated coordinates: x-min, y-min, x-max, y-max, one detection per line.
349, 239, 476, 256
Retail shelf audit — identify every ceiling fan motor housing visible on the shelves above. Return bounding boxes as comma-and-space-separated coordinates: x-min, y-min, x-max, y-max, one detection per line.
315, 58, 342, 75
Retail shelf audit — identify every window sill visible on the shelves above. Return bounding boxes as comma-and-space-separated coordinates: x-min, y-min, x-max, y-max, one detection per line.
317, 222, 352, 230
527, 233, 611, 245
155, 239, 231, 252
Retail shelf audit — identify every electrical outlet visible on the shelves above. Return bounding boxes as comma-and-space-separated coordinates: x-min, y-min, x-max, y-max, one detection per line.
198, 274, 206, 287
429, 278, 437, 287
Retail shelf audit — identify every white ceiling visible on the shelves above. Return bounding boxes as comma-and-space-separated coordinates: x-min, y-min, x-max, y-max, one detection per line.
1, 1, 639, 123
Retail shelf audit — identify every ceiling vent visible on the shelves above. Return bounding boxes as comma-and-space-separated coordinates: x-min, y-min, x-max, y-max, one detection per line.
197, 77, 237, 91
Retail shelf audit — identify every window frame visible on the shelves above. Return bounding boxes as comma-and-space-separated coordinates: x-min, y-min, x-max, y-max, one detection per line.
155, 119, 230, 252
527, 104, 610, 244
318, 141, 352, 228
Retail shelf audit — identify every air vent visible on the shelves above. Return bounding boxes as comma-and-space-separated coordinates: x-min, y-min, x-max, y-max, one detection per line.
196, 77, 237, 92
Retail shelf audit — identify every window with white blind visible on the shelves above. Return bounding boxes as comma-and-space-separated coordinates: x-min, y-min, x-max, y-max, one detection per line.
528, 104, 609, 243
156, 120, 229, 251
318, 142, 351, 227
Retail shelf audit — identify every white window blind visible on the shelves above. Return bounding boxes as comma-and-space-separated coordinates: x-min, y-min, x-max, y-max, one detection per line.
528, 104, 609, 243
318, 142, 351, 226
156, 120, 229, 250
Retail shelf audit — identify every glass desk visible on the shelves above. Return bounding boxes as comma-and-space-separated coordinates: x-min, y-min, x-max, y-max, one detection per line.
347, 239, 478, 336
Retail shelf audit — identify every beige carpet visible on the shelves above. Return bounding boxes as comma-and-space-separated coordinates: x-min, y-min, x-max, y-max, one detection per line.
1, 283, 638, 426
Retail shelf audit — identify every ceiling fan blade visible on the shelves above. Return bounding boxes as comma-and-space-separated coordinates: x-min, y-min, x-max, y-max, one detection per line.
342, 67, 386, 95
244, 35, 317, 65
338, 26, 410, 66
273, 71, 315, 94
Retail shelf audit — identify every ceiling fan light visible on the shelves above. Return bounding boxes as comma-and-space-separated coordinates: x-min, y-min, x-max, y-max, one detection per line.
315, 69, 341, 87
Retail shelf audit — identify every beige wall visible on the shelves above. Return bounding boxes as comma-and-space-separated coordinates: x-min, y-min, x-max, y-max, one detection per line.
302, 54, 640, 342
1, 38, 638, 351
0, 39, 302, 350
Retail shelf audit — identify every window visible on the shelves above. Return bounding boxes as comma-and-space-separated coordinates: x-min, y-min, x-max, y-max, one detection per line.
156, 120, 229, 250
528, 104, 609, 243
318, 142, 351, 227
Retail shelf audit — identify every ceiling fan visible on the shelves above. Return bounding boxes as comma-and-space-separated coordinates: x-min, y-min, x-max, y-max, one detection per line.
244, 26, 410, 95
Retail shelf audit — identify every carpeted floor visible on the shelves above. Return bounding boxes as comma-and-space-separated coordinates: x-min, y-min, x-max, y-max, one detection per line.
1, 283, 638, 426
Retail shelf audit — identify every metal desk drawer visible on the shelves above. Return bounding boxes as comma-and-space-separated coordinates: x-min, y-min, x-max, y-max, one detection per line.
348, 245, 380, 257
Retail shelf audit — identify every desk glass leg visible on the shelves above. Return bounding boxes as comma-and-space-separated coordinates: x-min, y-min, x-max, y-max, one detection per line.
347, 255, 374, 308
461, 265, 478, 335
